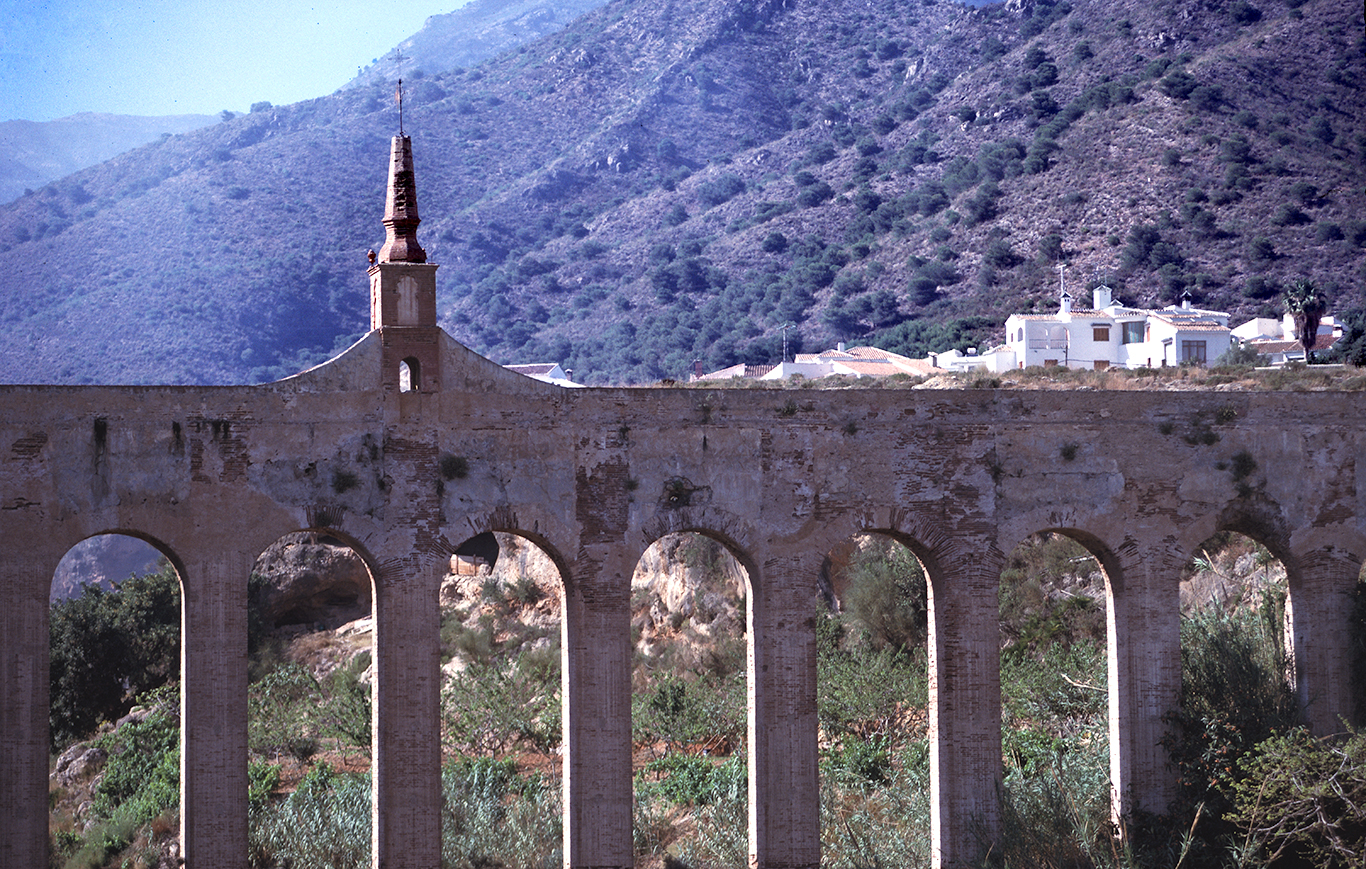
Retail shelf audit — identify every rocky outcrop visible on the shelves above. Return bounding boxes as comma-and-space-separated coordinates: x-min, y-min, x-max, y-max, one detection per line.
250, 534, 372, 630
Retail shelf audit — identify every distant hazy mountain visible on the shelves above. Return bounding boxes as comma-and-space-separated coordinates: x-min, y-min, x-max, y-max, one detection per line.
0, 0, 1360, 386
0, 113, 216, 204
347, 0, 610, 88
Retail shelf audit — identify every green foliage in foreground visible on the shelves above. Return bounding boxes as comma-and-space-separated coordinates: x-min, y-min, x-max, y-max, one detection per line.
53, 687, 181, 869
247, 758, 562, 869
49, 562, 180, 749
1227, 728, 1366, 868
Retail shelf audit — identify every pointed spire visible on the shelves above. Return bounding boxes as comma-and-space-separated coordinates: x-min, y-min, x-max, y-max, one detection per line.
378, 135, 426, 263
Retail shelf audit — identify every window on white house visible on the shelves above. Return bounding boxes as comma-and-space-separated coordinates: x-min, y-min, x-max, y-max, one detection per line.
1123, 322, 1144, 344
1180, 341, 1207, 364
1092, 325, 1110, 342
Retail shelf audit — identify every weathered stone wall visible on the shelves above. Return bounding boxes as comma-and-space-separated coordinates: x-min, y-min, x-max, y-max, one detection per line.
4, 329, 1364, 869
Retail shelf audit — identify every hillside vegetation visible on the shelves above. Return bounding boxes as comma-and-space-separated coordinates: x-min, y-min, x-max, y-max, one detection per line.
0, 0, 1361, 385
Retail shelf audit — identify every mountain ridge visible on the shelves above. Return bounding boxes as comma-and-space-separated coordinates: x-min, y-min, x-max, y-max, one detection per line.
0, 112, 217, 205
0, 0, 1360, 385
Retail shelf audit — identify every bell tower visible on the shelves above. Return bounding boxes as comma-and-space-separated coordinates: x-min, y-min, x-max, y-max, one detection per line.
369, 133, 440, 392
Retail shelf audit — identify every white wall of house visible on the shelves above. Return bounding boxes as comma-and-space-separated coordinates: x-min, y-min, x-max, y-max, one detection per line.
1003, 296, 1231, 371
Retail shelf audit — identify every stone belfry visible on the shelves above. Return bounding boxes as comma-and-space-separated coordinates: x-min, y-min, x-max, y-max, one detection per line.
369, 132, 441, 392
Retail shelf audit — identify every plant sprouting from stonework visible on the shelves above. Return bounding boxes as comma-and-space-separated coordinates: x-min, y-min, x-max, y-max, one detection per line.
439, 454, 469, 480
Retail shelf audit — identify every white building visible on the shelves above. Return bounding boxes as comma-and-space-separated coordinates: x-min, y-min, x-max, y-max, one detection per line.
1230, 313, 1341, 365
506, 362, 583, 387
692, 345, 936, 382
1003, 286, 1232, 371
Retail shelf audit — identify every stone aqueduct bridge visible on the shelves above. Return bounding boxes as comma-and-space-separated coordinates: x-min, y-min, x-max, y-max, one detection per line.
3, 138, 1364, 869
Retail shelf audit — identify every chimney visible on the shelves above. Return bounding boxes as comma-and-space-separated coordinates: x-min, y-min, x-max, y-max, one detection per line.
1093, 285, 1112, 310
1060, 290, 1073, 314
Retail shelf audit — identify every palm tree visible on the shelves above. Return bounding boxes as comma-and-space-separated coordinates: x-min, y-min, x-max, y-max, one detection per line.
1283, 278, 1327, 362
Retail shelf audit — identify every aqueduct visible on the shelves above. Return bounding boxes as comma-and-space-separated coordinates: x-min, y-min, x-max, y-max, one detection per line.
3, 136, 1363, 869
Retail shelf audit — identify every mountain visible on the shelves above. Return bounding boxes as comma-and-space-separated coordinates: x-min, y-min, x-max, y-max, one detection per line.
347, 0, 611, 88
0, 113, 216, 205
0, 0, 1360, 386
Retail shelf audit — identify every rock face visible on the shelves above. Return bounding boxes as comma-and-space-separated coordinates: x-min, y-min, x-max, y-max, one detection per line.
631, 534, 747, 665
250, 534, 372, 630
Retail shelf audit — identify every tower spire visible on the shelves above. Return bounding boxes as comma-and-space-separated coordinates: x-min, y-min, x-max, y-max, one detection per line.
368, 134, 440, 392
377, 135, 426, 264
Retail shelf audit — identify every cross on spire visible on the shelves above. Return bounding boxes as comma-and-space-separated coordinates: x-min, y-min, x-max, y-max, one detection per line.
394, 48, 406, 135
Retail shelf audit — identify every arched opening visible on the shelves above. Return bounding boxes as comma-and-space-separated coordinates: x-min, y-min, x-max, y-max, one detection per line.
1164, 530, 1296, 854
995, 531, 1110, 865
399, 357, 420, 392
439, 531, 564, 865
630, 531, 749, 866
48, 533, 183, 869
244, 531, 376, 867
815, 533, 931, 865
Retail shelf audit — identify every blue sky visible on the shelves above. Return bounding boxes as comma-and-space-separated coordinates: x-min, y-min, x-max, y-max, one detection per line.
0, 1, 460, 122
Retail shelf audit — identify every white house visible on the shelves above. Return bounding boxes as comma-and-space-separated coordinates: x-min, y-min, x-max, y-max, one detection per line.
1003, 287, 1232, 371
692, 345, 936, 382
506, 362, 583, 387
1230, 313, 1341, 365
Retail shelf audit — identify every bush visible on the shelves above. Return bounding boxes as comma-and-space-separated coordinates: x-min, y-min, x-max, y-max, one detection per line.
442, 651, 561, 754
637, 753, 746, 807
441, 758, 561, 867
248, 765, 372, 869
697, 173, 746, 208
1163, 591, 1298, 842
50, 561, 181, 748
797, 181, 834, 208
1159, 69, 1199, 100
249, 664, 323, 762
1228, 728, 1366, 868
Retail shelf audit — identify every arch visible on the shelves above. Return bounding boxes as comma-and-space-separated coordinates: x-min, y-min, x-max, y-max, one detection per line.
399, 357, 420, 392
48, 531, 186, 867
832, 510, 1004, 868
630, 528, 752, 863
816, 531, 932, 865
447, 506, 575, 592
998, 526, 1125, 595
994, 529, 1112, 864
438, 529, 565, 860
640, 504, 761, 595
51, 528, 187, 598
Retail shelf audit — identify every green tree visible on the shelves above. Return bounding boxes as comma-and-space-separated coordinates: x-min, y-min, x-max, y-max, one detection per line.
1284, 278, 1328, 361
49, 561, 181, 748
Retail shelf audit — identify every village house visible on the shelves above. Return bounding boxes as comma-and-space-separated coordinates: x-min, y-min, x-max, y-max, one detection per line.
692, 344, 936, 382
505, 362, 582, 387
1230, 313, 1342, 365
996, 286, 1233, 372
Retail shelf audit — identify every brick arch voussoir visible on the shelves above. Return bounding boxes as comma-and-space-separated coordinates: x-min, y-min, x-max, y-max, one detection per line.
829, 503, 1004, 588
638, 504, 761, 588
446, 504, 575, 590
1174, 494, 1296, 577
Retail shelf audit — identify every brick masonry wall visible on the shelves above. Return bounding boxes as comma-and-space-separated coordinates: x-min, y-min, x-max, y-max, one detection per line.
3, 331, 1364, 868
